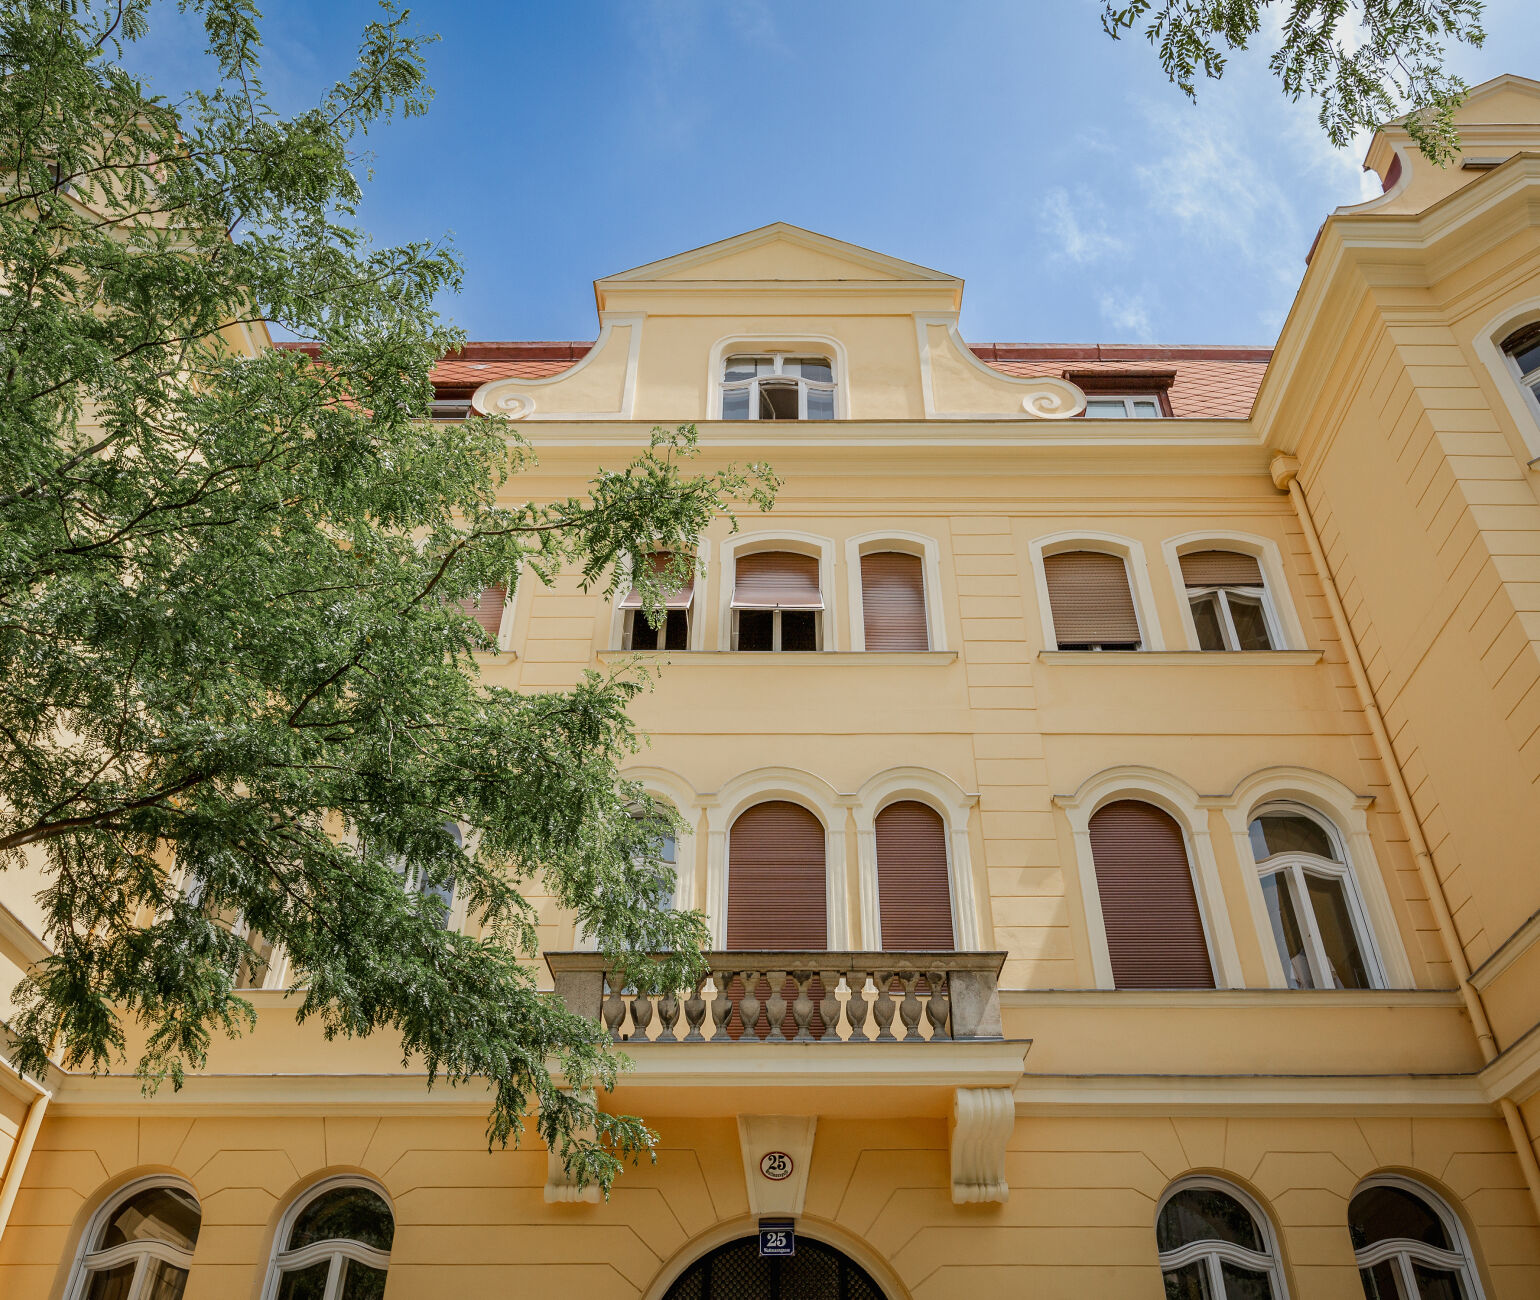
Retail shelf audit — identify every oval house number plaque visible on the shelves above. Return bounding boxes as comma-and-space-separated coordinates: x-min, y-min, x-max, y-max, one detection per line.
759, 1151, 793, 1181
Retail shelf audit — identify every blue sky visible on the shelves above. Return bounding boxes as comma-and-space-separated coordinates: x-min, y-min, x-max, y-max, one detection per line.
132, 1, 1540, 346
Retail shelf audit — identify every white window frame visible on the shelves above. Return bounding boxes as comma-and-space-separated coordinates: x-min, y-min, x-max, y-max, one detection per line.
260, 1176, 394, 1300
1248, 802, 1386, 991
1162, 533, 1305, 653
1082, 394, 1165, 418
607, 542, 710, 653
706, 333, 850, 421
65, 1177, 201, 1300
1156, 1176, 1289, 1299
177, 873, 289, 991
717, 532, 838, 652
1028, 531, 1165, 652
1185, 582, 1277, 651
719, 352, 837, 421
1474, 301, 1540, 462
844, 531, 948, 652
1351, 1175, 1486, 1299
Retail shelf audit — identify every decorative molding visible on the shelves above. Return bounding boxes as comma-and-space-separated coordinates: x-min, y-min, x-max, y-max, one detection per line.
915, 314, 1085, 420
737, 1115, 816, 1217
471, 314, 644, 421
1037, 649, 1321, 666
950, 1086, 1014, 1203
544, 1093, 602, 1205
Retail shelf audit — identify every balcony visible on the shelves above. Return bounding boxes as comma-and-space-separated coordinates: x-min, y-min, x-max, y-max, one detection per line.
545, 950, 1008, 1044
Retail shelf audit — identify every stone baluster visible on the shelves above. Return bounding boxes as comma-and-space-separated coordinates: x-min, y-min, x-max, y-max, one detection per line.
655, 985, 680, 1043
764, 969, 789, 1042
872, 971, 897, 1042
926, 968, 951, 1040
629, 987, 653, 1042
602, 975, 627, 1041
739, 971, 762, 1042
898, 971, 924, 1041
845, 969, 872, 1042
682, 977, 707, 1042
790, 971, 815, 1041
819, 970, 842, 1043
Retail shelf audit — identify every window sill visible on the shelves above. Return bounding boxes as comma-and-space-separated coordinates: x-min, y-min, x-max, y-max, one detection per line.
1038, 649, 1322, 666
596, 650, 958, 666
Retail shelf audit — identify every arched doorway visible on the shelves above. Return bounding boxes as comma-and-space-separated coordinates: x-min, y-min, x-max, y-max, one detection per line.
663, 1234, 887, 1299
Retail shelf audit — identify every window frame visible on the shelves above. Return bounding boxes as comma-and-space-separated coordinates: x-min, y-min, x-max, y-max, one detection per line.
1081, 394, 1165, 419
707, 334, 849, 422
719, 351, 838, 421
1475, 304, 1540, 462
845, 531, 948, 652
1163, 534, 1304, 653
1156, 1176, 1289, 1299
718, 534, 836, 653
1186, 581, 1278, 652
1247, 802, 1386, 991
1029, 532, 1164, 653
260, 1176, 394, 1300
66, 1177, 202, 1300
1350, 1175, 1486, 1300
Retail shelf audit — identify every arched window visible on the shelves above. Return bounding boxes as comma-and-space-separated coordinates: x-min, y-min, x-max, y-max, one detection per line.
1042, 551, 1142, 650
860, 551, 928, 650
721, 353, 836, 420
264, 1180, 394, 1300
619, 550, 694, 650
1157, 1178, 1288, 1298
1088, 800, 1213, 989
1180, 549, 1278, 651
1249, 806, 1378, 990
1501, 322, 1540, 410
727, 801, 826, 948
731, 551, 823, 651
875, 801, 954, 948
69, 1179, 202, 1300
1349, 1177, 1484, 1299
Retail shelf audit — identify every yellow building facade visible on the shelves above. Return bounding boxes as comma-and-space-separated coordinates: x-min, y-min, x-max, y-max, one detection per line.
5, 74, 1540, 1300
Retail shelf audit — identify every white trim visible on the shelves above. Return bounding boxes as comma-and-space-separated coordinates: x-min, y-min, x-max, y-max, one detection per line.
260, 1175, 394, 1300
717, 530, 840, 652
470, 313, 644, 421
852, 768, 981, 950
913, 313, 1085, 420
1027, 530, 1165, 652
704, 769, 849, 949
1160, 531, 1305, 652
64, 1175, 202, 1300
1222, 768, 1412, 990
844, 530, 947, 652
1054, 766, 1243, 990
1350, 1174, 1486, 1299
707, 333, 851, 421
1156, 1175, 1289, 1299
1472, 298, 1540, 461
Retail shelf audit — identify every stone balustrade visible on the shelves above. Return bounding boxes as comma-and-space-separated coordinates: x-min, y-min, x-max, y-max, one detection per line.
545, 951, 1006, 1044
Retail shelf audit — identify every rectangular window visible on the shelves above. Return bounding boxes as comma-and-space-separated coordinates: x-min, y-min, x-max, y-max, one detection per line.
1083, 396, 1163, 419
731, 551, 824, 651
618, 551, 694, 650
1180, 550, 1274, 651
1042, 551, 1142, 650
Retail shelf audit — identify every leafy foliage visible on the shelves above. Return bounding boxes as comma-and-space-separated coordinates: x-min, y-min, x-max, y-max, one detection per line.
0, 0, 774, 1191
1102, 1, 1486, 163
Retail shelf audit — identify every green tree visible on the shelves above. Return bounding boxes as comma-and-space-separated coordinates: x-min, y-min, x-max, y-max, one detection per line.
1102, 1, 1486, 163
0, 0, 773, 1192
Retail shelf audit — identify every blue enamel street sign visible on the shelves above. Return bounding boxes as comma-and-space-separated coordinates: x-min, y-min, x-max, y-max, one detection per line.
758, 1218, 795, 1257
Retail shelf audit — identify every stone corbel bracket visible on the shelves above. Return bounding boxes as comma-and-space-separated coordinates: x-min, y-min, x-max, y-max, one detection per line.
950, 1086, 1014, 1204
544, 1090, 602, 1205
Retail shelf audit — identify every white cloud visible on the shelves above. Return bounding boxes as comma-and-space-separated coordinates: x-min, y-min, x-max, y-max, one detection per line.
1098, 292, 1154, 342
1039, 187, 1128, 264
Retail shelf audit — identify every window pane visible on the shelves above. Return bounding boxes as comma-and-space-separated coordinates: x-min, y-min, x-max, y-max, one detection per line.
1250, 814, 1335, 861
1157, 1188, 1262, 1253
1132, 400, 1160, 418
1511, 338, 1540, 375
736, 609, 773, 651
1220, 1261, 1275, 1300
723, 355, 759, 380
278, 1261, 332, 1300
1225, 593, 1274, 651
663, 609, 690, 650
806, 386, 835, 420
1410, 1264, 1465, 1300
1189, 594, 1226, 651
780, 610, 818, 651
759, 382, 799, 420
789, 357, 832, 383
341, 1260, 389, 1300
288, 1186, 394, 1252
100, 1187, 202, 1252
141, 1260, 191, 1300
1359, 1261, 1406, 1300
1161, 1261, 1215, 1299
1349, 1185, 1453, 1251
1306, 874, 1370, 989
235, 930, 275, 989
1262, 873, 1315, 989
721, 386, 750, 419
84, 1263, 138, 1300
1084, 399, 1127, 418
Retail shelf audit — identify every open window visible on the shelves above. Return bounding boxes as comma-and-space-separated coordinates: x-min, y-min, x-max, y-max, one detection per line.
721, 353, 836, 420
731, 551, 823, 651
619, 551, 694, 650
1501, 321, 1540, 410
1181, 550, 1277, 651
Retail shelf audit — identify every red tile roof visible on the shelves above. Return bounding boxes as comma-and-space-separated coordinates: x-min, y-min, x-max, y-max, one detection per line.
278, 339, 1271, 418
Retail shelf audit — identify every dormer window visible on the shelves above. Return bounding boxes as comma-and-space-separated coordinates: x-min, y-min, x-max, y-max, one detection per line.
721, 354, 836, 420
1084, 396, 1163, 419
1503, 322, 1540, 406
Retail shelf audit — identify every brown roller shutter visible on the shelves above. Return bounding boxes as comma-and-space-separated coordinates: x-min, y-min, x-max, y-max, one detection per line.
727, 801, 827, 948
876, 801, 954, 948
619, 551, 695, 610
1042, 552, 1141, 647
732, 552, 823, 609
455, 585, 506, 638
1179, 550, 1263, 588
861, 552, 928, 651
1089, 800, 1213, 989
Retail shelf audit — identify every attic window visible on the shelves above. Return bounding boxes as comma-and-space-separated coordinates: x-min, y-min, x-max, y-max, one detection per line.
1084, 396, 1163, 419
429, 398, 473, 421
1063, 367, 1175, 419
721, 354, 836, 420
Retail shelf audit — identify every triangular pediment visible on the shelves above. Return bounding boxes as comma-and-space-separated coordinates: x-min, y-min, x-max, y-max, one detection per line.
599, 223, 957, 285
1456, 72, 1540, 120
